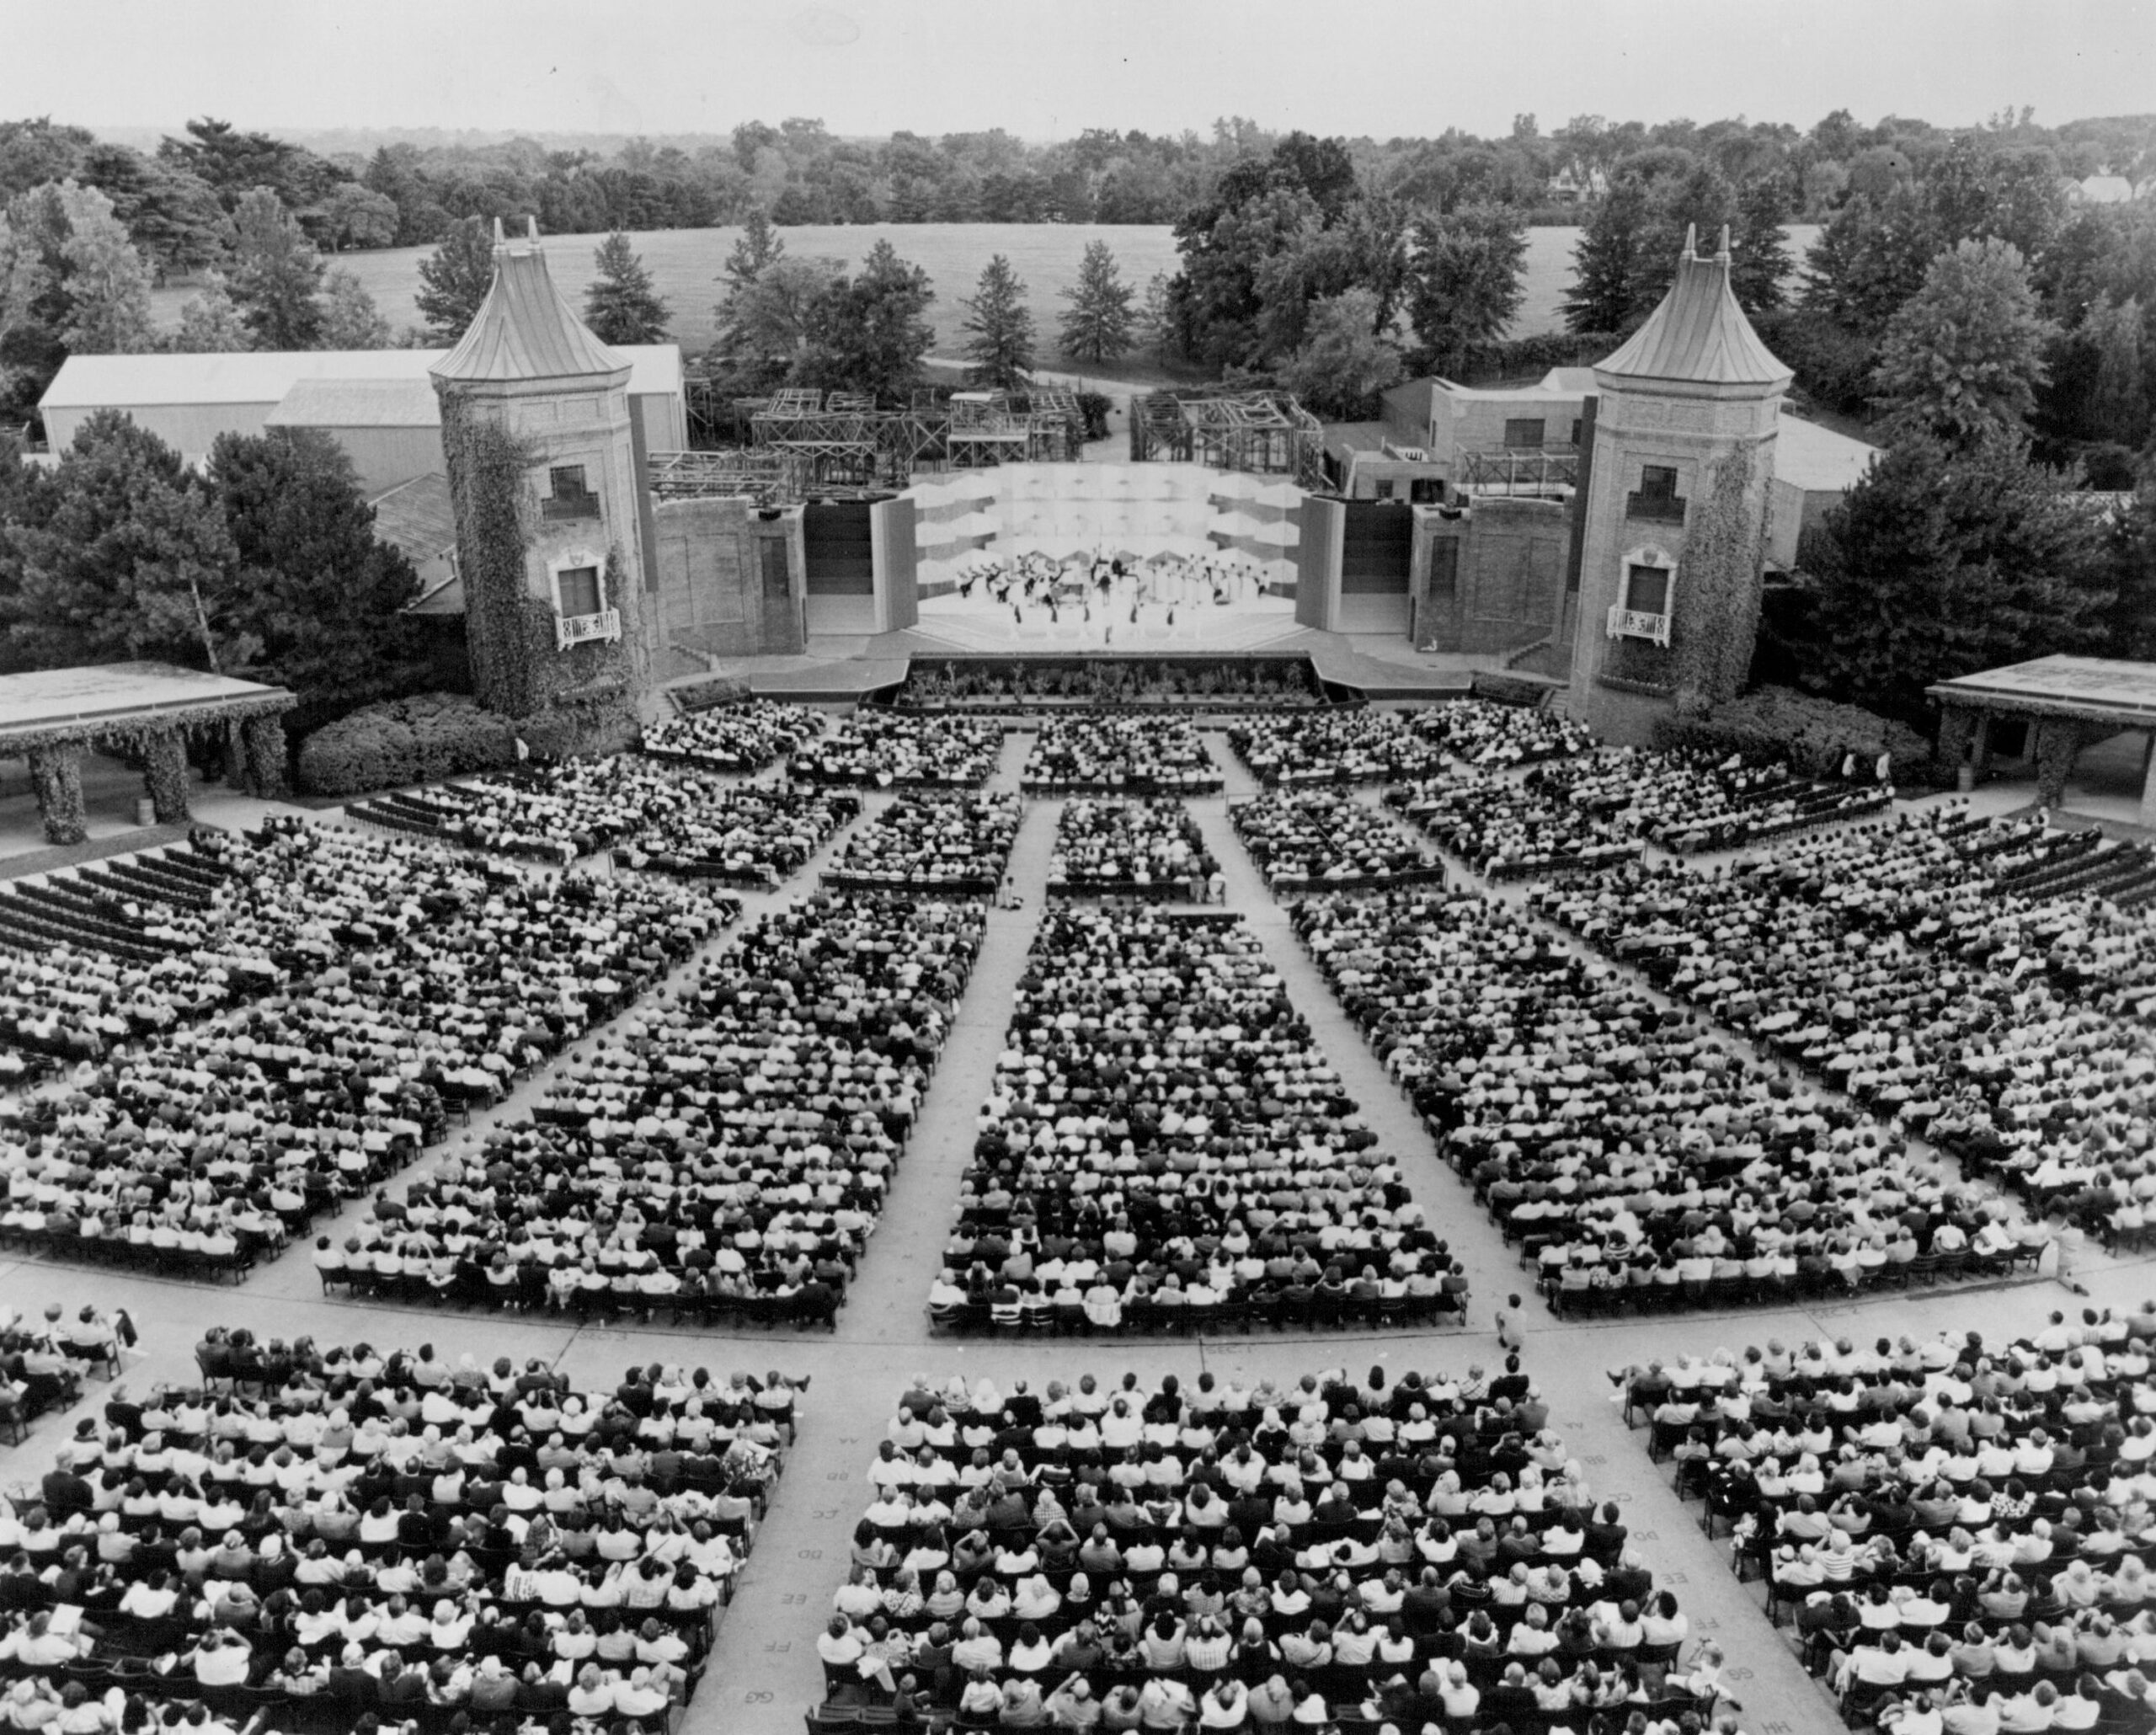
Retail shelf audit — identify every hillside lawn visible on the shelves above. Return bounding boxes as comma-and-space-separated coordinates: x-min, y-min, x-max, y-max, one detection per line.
149, 220, 1818, 364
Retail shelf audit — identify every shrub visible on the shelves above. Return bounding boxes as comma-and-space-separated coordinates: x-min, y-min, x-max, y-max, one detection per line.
1074, 391, 1113, 441
296, 693, 519, 796
1653, 685, 1932, 783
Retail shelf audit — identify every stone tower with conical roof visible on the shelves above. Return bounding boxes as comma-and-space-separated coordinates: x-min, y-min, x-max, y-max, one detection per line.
1567, 225, 1792, 745
430, 218, 650, 719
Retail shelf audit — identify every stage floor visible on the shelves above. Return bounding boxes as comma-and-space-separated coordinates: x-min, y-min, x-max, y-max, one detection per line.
911, 590, 1302, 653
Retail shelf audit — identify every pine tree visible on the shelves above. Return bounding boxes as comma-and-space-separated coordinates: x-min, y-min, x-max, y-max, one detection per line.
1135, 272, 1173, 355
1729, 174, 1794, 316
718, 207, 784, 305
317, 269, 392, 350
584, 230, 670, 345
414, 216, 497, 343
1562, 174, 1648, 334
227, 188, 323, 350
1056, 240, 1134, 365
206, 426, 420, 718
960, 254, 1036, 390
0, 410, 241, 671
168, 270, 252, 353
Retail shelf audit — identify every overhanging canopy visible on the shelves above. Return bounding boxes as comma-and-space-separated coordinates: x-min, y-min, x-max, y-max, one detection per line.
1927, 655, 2156, 729
0, 662, 296, 753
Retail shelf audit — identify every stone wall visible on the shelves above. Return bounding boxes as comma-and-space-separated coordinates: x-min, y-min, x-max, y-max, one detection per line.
652, 496, 805, 658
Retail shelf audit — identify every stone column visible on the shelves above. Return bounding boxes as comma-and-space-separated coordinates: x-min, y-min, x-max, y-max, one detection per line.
141, 727, 190, 824
2032, 716, 2081, 809
26, 742, 86, 846
239, 714, 291, 798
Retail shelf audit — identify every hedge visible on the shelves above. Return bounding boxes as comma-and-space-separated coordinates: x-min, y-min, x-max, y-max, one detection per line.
297, 693, 521, 797
1652, 686, 1932, 784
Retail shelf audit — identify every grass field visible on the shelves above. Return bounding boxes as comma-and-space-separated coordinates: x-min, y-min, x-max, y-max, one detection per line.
148, 221, 1819, 359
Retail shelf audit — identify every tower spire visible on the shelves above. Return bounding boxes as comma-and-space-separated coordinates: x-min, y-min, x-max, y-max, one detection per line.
1681, 222, 1697, 260
1715, 224, 1732, 263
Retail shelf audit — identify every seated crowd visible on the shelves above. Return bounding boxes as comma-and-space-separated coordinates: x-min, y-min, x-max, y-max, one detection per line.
639, 699, 827, 772
789, 714, 1006, 788
1228, 713, 1451, 790
1289, 887, 2039, 1312
0, 1333, 799, 1735
1020, 716, 1223, 796
932, 908, 1465, 1332
1230, 794, 1434, 893
1524, 824, 2155, 1247
825, 795, 1024, 893
1431, 703, 1594, 772
1048, 802, 1219, 902
1386, 772, 1639, 882
0, 822, 535, 1076
1534, 751, 1890, 857
1228, 702, 1591, 792
353, 756, 857, 883
320, 889, 985, 1327
0, 1302, 134, 1440
897, 659, 1323, 711
0, 824, 734, 1280
1627, 1313, 2156, 1732
814, 1365, 1726, 1735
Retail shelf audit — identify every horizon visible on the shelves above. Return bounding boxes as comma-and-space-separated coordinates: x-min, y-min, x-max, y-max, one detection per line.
3, 0, 2152, 143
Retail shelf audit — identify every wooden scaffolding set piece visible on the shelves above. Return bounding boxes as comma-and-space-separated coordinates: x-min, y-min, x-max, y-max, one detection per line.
749, 389, 909, 491
1129, 387, 1326, 487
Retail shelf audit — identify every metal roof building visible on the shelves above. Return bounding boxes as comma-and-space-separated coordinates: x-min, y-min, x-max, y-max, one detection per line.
40, 340, 686, 481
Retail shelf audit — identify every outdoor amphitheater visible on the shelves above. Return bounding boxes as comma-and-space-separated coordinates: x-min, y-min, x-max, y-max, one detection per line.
0, 661, 2149, 1735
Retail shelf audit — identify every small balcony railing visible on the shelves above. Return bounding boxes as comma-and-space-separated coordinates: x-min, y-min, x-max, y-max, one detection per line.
1606, 604, 1671, 648
1625, 491, 1686, 524
556, 607, 621, 651
541, 491, 602, 521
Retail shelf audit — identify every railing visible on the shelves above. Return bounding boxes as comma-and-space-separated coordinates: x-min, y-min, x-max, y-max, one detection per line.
556, 607, 621, 651
541, 492, 602, 521
1460, 448, 1579, 494
1606, 604, 1671, 647
1625, 491, 1686, 524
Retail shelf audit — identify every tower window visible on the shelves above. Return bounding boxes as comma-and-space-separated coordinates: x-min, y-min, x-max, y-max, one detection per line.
543, 465, 600, 520
555, 564, 603, 618
1624, 563, 1670, 617
1626, 464, 1686, 524
1502, 418, 1545, 450
1608, 557, 1674, 648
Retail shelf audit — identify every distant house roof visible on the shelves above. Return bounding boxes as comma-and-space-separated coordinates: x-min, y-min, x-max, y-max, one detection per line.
1596, 226, 1792, 391
266, 377, 441, 429
431, 218, 628, 387
42, 344, 680, 416
1774, 413, 1879, 492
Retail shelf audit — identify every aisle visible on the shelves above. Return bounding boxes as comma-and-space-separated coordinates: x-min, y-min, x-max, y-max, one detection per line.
1182, 793, 1842, 1735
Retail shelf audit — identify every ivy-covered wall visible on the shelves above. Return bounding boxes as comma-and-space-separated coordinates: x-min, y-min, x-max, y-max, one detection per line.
439, 397, 542, 718
1671, 442, 1766, 713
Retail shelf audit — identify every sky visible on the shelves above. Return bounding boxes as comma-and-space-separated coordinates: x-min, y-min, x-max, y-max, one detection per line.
0, 0, 2152, 143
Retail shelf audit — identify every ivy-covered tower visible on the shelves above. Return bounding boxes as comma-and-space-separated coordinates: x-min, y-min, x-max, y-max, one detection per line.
1567, 225, 1791, 745
431, 218, 651, 719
